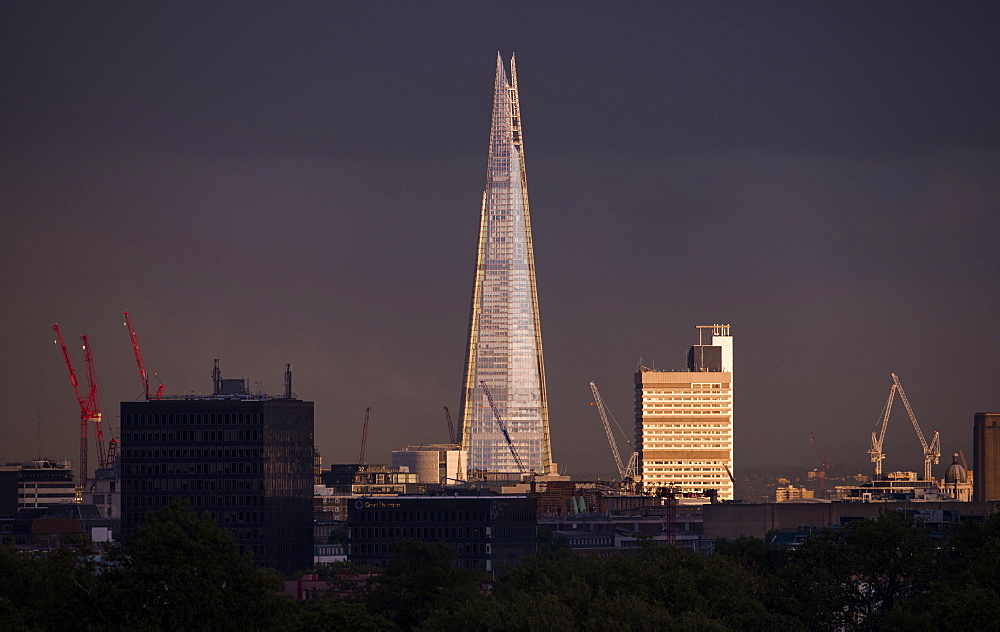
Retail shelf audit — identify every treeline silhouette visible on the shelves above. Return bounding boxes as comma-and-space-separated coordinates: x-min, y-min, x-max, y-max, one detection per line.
1, 501, 997, 630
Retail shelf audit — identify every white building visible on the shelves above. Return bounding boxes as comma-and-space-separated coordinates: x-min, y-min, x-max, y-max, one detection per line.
635, 325, 734, 500
391, 445, 468, 485
0, 460, 77, 511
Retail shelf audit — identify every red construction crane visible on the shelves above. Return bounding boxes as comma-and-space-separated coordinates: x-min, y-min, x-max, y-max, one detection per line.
80, 335, 108, 472
443, 406, 456, 445
358, 407, 371, 464
53, 324, 90, 486
53, 325, 114, 483
123, 309, 163, 400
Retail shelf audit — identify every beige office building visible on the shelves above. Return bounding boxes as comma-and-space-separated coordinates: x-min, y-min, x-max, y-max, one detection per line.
635, 325, 734, 500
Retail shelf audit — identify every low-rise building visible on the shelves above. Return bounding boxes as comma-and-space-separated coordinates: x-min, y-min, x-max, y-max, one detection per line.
776, 485, 814, 502
0, 460, 77, 514
347, 494, 537, 573
322, 464, 421, 496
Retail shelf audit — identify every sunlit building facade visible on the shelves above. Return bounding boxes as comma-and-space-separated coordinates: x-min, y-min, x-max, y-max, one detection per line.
460, 55, 552, 475
635, 325, 734, 500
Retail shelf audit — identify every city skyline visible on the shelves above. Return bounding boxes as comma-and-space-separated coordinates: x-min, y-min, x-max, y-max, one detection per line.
2, 2, 998, 479
460, 54, 553, 475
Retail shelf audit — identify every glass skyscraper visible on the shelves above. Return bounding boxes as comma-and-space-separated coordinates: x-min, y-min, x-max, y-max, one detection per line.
460, 54, 553, 475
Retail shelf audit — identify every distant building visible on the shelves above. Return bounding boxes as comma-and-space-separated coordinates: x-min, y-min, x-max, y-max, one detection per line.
391, 444, 468, 485
973, 412, 1000, 502
347, 495, 537, 573
321, 464, 421, 496
704, 501, 1000, 542
83, 466, 120, 519
830, 471, 951, 502
635, 325, 734, 499
120, 366, 314, 576
776, 485, 815, 502
942, 453, 973, 502
0, 504, 116, 550
0, 460, 76, 514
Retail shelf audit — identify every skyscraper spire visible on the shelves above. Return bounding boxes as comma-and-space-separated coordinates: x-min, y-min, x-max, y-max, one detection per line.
460, 54, 552, 476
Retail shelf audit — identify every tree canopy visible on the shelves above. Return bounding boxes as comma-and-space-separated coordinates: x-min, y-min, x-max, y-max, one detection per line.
2, 506, 999, 630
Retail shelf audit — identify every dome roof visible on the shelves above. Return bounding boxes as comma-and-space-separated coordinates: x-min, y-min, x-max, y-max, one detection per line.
944, 453, 967, 484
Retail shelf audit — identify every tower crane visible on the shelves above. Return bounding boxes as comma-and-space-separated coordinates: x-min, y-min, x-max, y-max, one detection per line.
869, 382, 896, 478
53, 325, 115, 485
444, 406, 456, 445
892, 373, 940, 481
810, 432, 827, 493
123, 309, 164, 400
80, 335, 109, 471
589, 381, 637, 482
869, 374, 941, 480
479, 380, 526, 474
358, 407, 371, 465
53, 324, 89, 486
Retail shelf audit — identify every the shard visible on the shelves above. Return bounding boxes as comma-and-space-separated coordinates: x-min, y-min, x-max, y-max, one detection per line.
459, 54, 553, 475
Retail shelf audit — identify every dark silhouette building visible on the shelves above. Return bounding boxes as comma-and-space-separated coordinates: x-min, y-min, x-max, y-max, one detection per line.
347, 494, 536, 572
120, 367, 314, 575
973, 412, 1000, 502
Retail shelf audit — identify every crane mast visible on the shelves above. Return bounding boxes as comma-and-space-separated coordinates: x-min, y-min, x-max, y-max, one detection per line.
444, 406, 456, 445
891, 373, 940, 480
53, 324, 89, 486
479, 380, 526, 474
358, 407, 371, 465
869, 384, 896, 478
869, 374, 941, 480
590, 382, 634, 483
80, 335, 108, 471
810, 432, 827, 493
123, 309, 163, 399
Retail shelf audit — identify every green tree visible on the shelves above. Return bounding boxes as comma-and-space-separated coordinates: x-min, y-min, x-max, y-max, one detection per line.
365, 539, 485, 629
109, 499, 296, 631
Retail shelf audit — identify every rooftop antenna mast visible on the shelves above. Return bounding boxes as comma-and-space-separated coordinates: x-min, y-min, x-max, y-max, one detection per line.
212, 359, 222, 395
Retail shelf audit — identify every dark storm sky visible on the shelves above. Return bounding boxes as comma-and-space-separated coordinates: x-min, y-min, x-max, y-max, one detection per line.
3, 1, 998, 479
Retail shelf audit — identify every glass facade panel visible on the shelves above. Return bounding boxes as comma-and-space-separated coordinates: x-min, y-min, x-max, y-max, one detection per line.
460, 55, 552, 474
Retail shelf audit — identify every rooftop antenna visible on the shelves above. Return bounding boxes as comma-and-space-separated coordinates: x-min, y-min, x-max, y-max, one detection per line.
36, 402, 41, 459
212, 359, 221, 395
284, 363, 293, 399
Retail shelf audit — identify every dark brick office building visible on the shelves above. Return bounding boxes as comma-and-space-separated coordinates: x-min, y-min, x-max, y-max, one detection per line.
347, 494, 537, 573
120, 375, 313, 575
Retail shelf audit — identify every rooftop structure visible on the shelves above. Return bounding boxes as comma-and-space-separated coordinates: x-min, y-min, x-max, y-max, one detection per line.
460, 54, 553, 476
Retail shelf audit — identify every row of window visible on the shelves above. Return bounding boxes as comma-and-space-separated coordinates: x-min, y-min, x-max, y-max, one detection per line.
125, 413, 263, 426
122, 461, 264, 476
123, 429, 264, 444
124, 493, 264, 508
